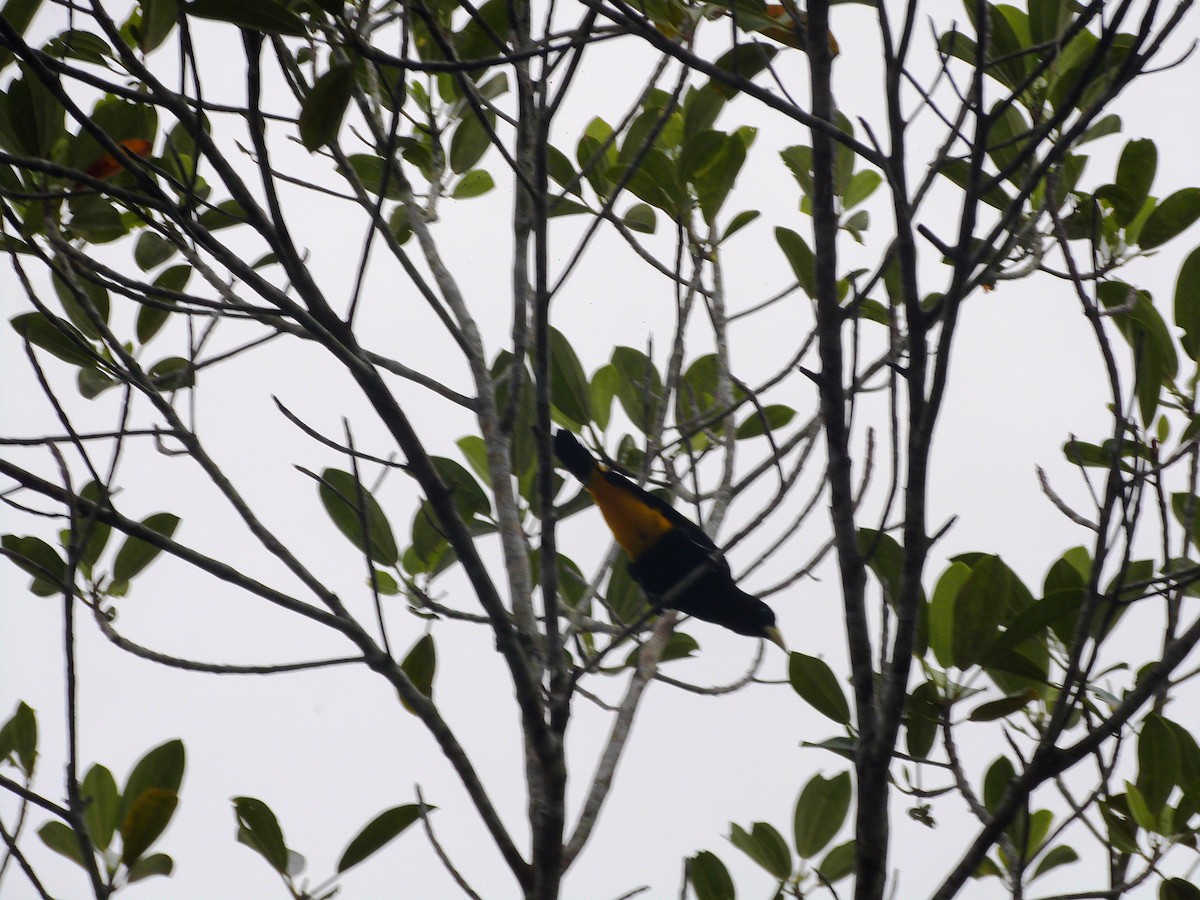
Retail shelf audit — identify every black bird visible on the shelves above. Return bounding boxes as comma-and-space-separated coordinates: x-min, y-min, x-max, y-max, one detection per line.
554, 429, 785, 649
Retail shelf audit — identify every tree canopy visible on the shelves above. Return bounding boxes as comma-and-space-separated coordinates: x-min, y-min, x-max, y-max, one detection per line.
4, 0, 1200, 898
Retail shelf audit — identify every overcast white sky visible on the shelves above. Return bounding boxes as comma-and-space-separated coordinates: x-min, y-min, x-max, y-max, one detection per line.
4, 2, 1200, 898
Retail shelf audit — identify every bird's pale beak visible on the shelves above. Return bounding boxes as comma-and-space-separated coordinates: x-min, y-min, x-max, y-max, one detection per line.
764, 626, 788, 653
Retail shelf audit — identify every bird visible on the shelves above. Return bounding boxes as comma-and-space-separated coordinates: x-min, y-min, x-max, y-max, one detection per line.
554, 429, 786, 650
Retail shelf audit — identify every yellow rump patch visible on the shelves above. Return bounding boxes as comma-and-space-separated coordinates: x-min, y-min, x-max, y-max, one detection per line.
586, 471, 673, 559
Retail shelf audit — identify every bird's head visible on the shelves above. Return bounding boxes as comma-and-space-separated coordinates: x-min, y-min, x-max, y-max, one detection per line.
737, 596, 787, 652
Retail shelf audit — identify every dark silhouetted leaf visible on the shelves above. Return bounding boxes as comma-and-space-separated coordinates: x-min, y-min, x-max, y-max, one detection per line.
10, 312, 94, 367
789, 652, 850, 724
82, 764, 119, 851
1140, 188, 1200, 250
689, 850, 734, 900
338, 804, 425, 872
318, 469, 398, 565
794, 771, 851, 857
119, 739, 185, 828
776, 226, 815, 296
952, 555, 1011, 668
735, 404, 795, 438
0, 701, 38, 776
120, 787, 178, 864
38, 821, 88, 868
730, 821, 791, 880
112, 513, 180, 581
299, 63, 354, 151
233, 796, 289, 873
399, 634, 435, 714
126, 852, 173, 882
187, 0, 307, 36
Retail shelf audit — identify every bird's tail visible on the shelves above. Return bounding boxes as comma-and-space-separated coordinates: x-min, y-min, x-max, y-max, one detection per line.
554, 429, 599, 482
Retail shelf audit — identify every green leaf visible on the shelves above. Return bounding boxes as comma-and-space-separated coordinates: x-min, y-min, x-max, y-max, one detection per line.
788, 652, 850, 724
775, 226, 815, 296
119, 739, 185, 828
843, 169, 882, 210
590, 364, 618, 431
299, 63, 354, 151
233, 796, 289, 873
449, 112, 494, 174
730, 821, 791, 880
611, 346, 662, 433
1078, 113, 1122, 145
0, 701, 38, 776
707, 41, 778, 97
1164, 716, 1200, 790
139, 0, 180, 51
0, 0, 44, 72
451, 169, 494, 199
689, 850, 734, 900
453, 439, 491, 494
338, 804, 424, 872
1097, 281, 1177, 424
1032, 844, 1078, 880
1019, 808, 1054, 858
929, 562, 969, 667
187, 0, 307, 36
346, 154, 403, 200
968, 692, 1035, 722
431, 456, 490, 520
82, 764, 120, 851
318, 469, 398, 566
545, 144, 578, 194
1137, 713, 1180, 814
952, 555, 1011, 668
112, 513, 180, 581
134, 232, 177, 271
137, 265, 190, 344
1175, 245, 1200, 359
696, 133, 748, 223
148, 356, 195, 391
1099, 795, 1139, 853
794, 771, 851, 858
985, 101, 1031, 180
1162, 878, 1200, 900
623, 202, 657, 234
548, 196, 589, 218
1114, 139, 1156, 226
1140, 188, 1200, 250
905, 680, 939, 759
399, 634, 435, 714
120, 787, 178, 865
735, 404, 795, 439
937, 158, 1012, 210
817, 839, 855, 883
2, 534, 68, 588
52, 268, 111, 339
67, 193, 127, 243
7, 65, 66, 156
38, 820, 89, 868
780, 145, 814, 194
983, 756, 1016, 815
126, 852, 173, 882
197, 198, 248, 231
10, 312, 95, 367
1125, 781, 1156, 831
720, 209, 759, 243
549, 327, 592, 427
